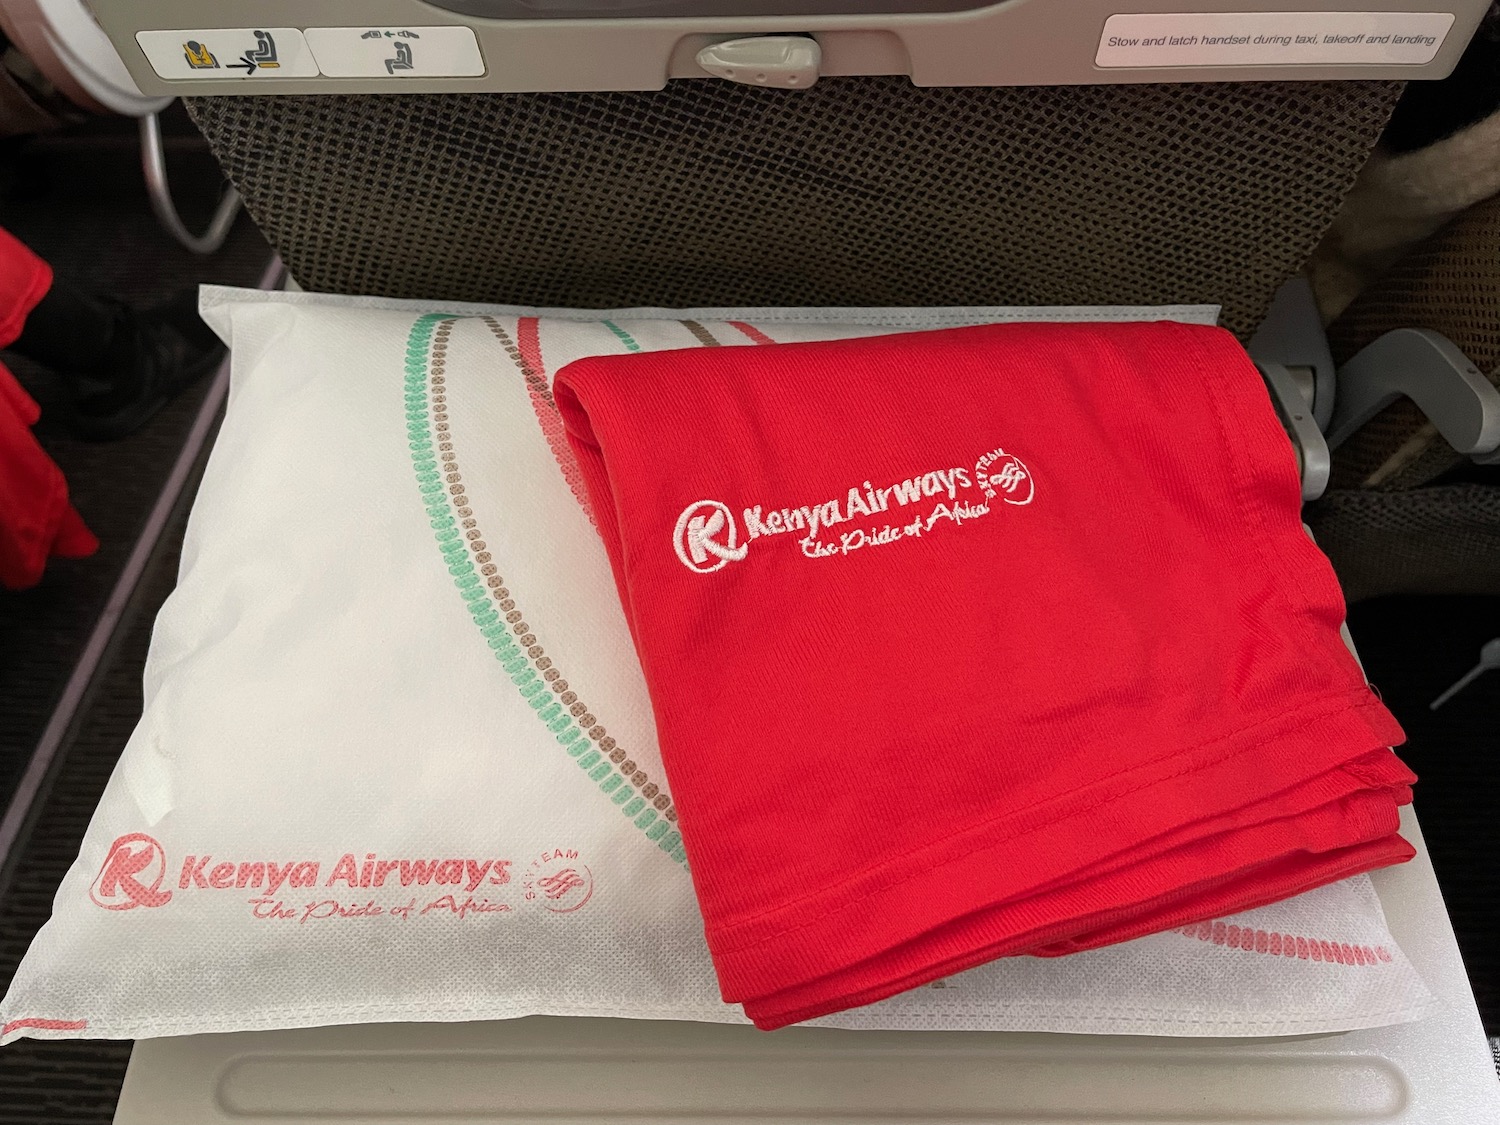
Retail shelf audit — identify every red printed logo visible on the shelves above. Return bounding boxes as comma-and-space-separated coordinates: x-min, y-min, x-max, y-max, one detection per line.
89, 833, 172, 911
523, 849, 594, 914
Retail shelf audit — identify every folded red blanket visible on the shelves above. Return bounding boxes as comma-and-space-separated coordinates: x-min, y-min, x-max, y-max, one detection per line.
554, 321, 1414, 1030
0, 227, 97, 590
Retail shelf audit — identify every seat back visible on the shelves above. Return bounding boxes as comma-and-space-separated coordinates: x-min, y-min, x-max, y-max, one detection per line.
187, 79, 1402, 338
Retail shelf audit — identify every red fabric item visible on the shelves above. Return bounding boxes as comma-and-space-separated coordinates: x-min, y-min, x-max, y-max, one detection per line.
0, 227, 98, 589
554, 321, 1414, 1030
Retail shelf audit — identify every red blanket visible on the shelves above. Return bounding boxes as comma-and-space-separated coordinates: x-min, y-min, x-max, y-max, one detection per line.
555, 321, 1413, 1030
0, 227, 97, 589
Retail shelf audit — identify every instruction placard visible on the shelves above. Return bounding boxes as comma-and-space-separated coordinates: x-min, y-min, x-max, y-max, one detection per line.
137, 28, 318, 80
1096, 11, 1455, 68
304, 26, 485, 78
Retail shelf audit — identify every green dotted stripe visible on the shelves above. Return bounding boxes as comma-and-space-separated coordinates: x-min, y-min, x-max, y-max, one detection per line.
601, 320, 643, 353
403, 314, 686, 866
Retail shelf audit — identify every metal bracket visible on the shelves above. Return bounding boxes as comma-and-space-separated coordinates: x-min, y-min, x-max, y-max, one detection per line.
1246, 278, 1336, 431
1326, 329, 1500, 456
1259, 361, 1331, 502
139, 111, 243, 255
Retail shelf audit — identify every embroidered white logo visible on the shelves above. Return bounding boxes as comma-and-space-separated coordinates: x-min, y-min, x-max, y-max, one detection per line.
671, 446, 1035, 572
673, 500, 749, 573
975, 449, 1035, 505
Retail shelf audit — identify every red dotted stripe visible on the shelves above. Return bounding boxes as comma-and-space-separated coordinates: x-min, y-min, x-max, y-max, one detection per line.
516, 317, 553, 407
2, 1017, 89, 1037
727, 321, 778, 346
480, 316, 595, 524
1174, 920, 1393, 966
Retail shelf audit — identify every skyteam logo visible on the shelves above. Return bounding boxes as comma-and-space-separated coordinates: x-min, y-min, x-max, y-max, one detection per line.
523, 849, 595, 914
975, 448, 1034, 505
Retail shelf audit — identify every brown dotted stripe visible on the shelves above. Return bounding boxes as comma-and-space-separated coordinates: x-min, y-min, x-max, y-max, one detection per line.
429, 318, 677, 823
680, 320, 723, 349
479, 315, 556, 410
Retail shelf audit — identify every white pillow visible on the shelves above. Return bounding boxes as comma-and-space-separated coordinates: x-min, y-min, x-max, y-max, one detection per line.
0, 289, 1432, 1044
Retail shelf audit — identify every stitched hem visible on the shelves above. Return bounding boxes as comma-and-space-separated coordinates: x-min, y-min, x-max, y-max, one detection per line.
743, 831, 1415, 1028
0, 993, 1434, 1045
708, 688, 1402, 1001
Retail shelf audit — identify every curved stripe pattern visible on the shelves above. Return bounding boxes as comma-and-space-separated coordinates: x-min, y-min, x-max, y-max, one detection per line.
479, 316, 595, 524
1173, 920, 1391, 966
403, 313, 687, 866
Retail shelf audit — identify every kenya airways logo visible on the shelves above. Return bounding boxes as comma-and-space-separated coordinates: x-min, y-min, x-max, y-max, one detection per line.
673, 500, 748, 573
88, 836, 516, 913
672, 445, 1036, 573
90, 833, 172, 911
